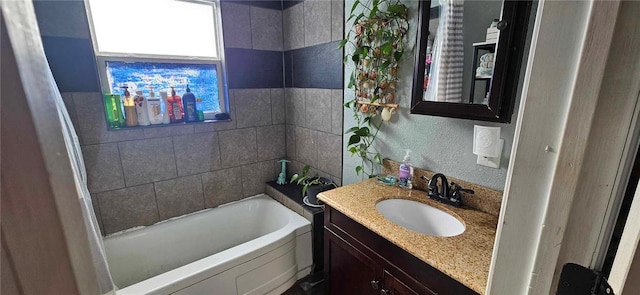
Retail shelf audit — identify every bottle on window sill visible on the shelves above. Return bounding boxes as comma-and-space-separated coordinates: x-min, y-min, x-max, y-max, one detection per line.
121, 86, 137, 127
134, 90, 150, 126
182, 85, 198, 123
159, 91, 171, 124
147, 86, 163, 125
168, 86, 184, 123
196, 98, 205, 122
103, 93, 125, 128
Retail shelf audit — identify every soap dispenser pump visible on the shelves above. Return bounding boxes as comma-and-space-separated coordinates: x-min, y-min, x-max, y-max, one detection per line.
121, 86, 137, 127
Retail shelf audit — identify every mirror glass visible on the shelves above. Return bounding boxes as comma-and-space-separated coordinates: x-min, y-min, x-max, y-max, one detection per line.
422, 0, 503, 104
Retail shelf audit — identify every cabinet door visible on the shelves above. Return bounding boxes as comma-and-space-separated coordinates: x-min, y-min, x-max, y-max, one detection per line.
325, 228, 380, 295
382, 270, 436, 295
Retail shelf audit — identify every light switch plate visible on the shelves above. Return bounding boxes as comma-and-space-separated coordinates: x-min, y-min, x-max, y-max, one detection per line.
477, 139, 504, 168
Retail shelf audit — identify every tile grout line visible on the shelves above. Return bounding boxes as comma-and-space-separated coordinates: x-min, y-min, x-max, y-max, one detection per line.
302, 87, 307, 130
198, 173, 206, 209
302, 1, 306, 48
213, 131, 222, 174
115, 141, 128, 191
270, 89, 275, 125
164, 136, 180, 220
249, 5, 254, 50
254, 126, 259, 166
171, 136, 179, 178
80, 122, 279, 147
152, 182, 161, 221
329, 0, 333, 43
240, 163, 247, 198
281, 0, 287, 84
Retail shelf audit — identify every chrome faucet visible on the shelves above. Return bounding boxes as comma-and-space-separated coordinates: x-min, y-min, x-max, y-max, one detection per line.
421, 174, 473, 207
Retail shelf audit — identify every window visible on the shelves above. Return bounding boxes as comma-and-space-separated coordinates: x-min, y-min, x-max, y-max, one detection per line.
86, 0, 227, 116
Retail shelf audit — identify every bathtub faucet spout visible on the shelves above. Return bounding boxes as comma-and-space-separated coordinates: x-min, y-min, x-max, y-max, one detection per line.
277, 159, 291, 185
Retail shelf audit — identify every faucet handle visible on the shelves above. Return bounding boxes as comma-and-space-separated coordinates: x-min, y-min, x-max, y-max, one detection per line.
450, 182, 474, 194
449, 182, 473, 207
426, 175, 439, 197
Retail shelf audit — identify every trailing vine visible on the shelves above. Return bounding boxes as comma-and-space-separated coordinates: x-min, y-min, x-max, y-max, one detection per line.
339, 0, 409, 178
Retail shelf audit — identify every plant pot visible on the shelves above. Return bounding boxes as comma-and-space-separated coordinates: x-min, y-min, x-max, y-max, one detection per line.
305, 177, 335, 205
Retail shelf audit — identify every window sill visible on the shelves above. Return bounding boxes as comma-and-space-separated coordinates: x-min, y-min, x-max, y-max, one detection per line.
106, 118, 232, 131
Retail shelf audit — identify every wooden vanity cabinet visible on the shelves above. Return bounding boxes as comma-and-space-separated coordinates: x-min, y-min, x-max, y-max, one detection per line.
381, 269, 424, 295
324, 205, 479, 295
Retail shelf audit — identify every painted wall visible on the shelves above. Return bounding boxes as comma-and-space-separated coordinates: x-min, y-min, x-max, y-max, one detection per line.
34, 0, 286, 234
342, 0, 528, 191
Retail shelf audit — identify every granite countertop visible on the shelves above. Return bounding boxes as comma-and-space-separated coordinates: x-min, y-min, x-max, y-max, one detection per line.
318, 178, 498, 294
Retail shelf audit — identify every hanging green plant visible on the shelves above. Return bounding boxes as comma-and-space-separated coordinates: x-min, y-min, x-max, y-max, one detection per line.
339, 0, 409, 178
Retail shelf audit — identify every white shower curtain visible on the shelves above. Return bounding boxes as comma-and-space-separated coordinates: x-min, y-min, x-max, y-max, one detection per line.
1, 0, 116, 294
424, 0, 465, 103
57, 80, 117, 295
44, 18, 118, 295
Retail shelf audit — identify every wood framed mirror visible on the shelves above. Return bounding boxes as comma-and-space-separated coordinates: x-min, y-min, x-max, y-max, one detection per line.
410, 0, 533, 123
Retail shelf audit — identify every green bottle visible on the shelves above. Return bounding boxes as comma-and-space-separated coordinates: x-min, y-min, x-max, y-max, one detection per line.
196, 98, 205, 121
103, 93, 125, 128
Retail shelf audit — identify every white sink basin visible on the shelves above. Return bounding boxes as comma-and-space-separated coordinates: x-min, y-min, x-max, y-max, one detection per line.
375, 199, 465, 237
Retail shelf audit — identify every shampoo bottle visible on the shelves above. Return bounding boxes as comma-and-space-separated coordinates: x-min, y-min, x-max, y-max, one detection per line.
121, 86, 137, 127
103, 93, 124, 128
182, 85, 198, 123
146, 86, 163, 125
398, 149, 414, 189
196, 98, 205, 121
159, 91, 171, 124
134, 90, 150, 126
168, 87, 184, 123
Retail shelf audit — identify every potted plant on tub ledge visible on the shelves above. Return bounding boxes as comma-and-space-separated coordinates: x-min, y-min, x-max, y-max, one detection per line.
291, 165, 337, 207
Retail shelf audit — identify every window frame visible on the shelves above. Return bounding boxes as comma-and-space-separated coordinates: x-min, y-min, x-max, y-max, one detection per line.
84, 0, 230, 119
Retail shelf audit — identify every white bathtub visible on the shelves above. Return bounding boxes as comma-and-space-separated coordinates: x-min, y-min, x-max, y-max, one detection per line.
103, 194, 312, 295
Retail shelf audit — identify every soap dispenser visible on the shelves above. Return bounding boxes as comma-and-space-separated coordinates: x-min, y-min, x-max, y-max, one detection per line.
168, 86, 184, 123
121, 86, 137, 127
134, 90, 150, 126
146, 86, 163, 125
398, 149, 414, 189
182, 85, 198, 122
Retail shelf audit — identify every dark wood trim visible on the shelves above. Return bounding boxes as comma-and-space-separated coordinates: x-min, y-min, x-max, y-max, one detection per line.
410, 0, 533, 123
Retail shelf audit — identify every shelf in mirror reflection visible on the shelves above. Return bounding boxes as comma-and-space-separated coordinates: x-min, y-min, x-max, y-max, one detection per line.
410, 0, 534, 122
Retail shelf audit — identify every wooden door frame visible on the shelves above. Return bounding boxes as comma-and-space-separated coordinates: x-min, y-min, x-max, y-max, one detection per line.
609, 181, 640, 293
552, 1, 640, 292
486, 0, 640, 294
